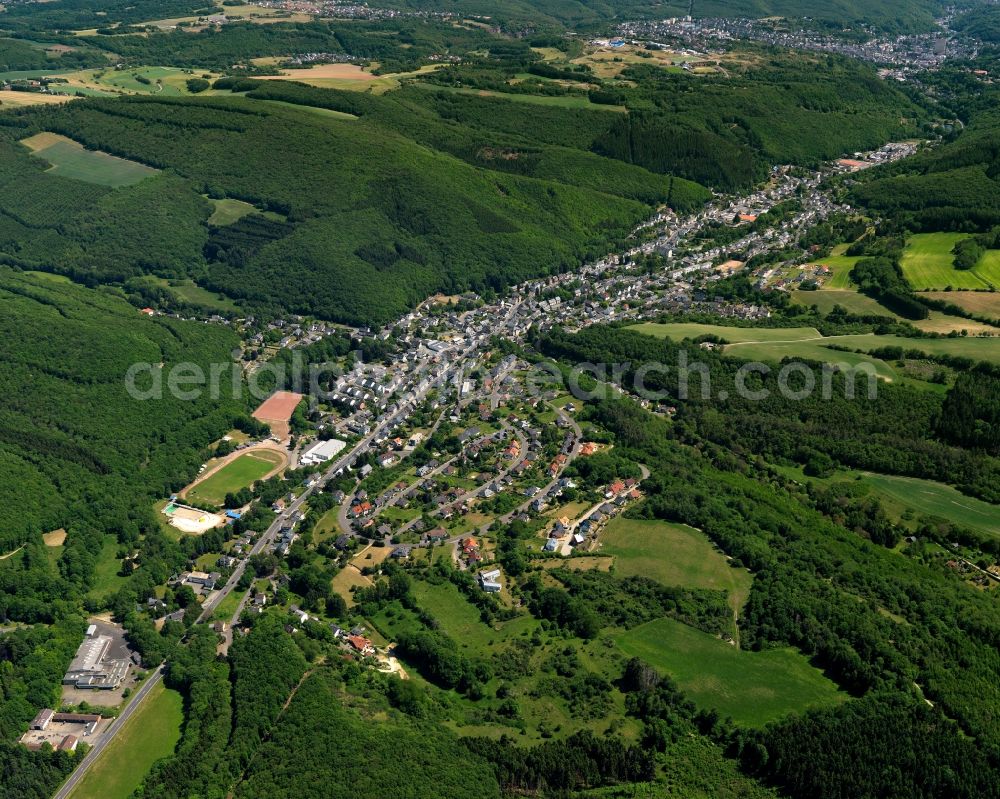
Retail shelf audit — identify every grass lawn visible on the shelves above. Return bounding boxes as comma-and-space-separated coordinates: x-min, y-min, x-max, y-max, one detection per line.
601, 518, 752, 616
21, 132, 158, 187
900, 233, 1000, 290
614, 618, 846, 727
67, 680, 183, 799
211, 587, 247, 622
186, 450, 284, 506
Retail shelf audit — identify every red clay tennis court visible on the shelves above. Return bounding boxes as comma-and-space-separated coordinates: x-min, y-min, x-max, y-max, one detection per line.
252, 391, 303, 423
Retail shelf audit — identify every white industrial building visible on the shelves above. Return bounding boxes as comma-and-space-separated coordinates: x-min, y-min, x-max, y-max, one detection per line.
299, 438, 347, 467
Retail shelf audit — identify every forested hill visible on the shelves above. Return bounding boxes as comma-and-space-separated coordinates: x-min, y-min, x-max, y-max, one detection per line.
0, 269, 243, 618
850, 51, 1000, 232
369, 0, 944, 33
0, 94, 696, 326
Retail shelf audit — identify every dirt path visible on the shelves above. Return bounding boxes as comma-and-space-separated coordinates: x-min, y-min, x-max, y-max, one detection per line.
226, 669, 315, 799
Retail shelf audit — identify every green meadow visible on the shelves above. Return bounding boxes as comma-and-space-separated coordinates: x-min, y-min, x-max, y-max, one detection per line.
631, 322, 1000, 379
615, 617, 846, 727
22, 132, 158, 187
901, 232, 1000, 290
774, 464, 1000, 538
601, 518, 752, 618
67, 681, 183, 799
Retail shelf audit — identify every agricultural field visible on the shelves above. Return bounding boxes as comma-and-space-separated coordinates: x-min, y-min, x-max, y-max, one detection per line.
0, 90, 75, 109
629, 322, 822, 343
923, 290, 1000, 319
632, 322, 1000, 377
66, 681, 183, 799
774, 465, 1000, 538
615, 617, 847, 727
186, 449, 286, 506
412, 82, 626, 111
600, 518, 752, 619
900, 233, 1000, 290
21, 132, 158, 186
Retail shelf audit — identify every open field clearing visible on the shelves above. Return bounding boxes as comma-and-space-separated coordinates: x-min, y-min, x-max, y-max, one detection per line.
410, 580, 538, 650
806, 245, 863, 289
633, 322, 1000, 375
207, 197, 256, 226
185, 448, 286, 506
923, 290, 1000, 319
331, 566, 372, 606
631, 322, 822, 343
66, 681, 183, 799
257, 63, 445, 94
791, 292, 999, 334
254, 98, 358, 120
87, 538, 129, 600
615, 617, 846, 727
901, 233, 1000, 290
600, 518, 752, 615
792, 289, 889, 315
21, 132, 158, 186
775, 464, 1000, 538
0, 90, 75, 109
412, 81, 626, 111
262, 63, 376, 81
54, 66, 217, 97
572, 45, 691, 79
131, 275, 239, 312
42, 528, 66, 547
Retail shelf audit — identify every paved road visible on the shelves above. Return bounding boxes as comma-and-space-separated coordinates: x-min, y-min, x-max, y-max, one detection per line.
52, 664, 165, 799
51, 302, 521, 799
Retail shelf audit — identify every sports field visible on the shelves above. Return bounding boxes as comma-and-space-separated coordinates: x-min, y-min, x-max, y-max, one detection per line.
900, 233, 1000, 290
601, 518, 752, 616
615, 617, 846, 727
66, 681, 183, 799
21, 132, 158, 187
186, 449, 285, 506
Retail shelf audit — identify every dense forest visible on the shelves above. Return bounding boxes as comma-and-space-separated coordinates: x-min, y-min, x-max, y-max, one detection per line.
530, 328, 1000, 795
0, 93, 679, 324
